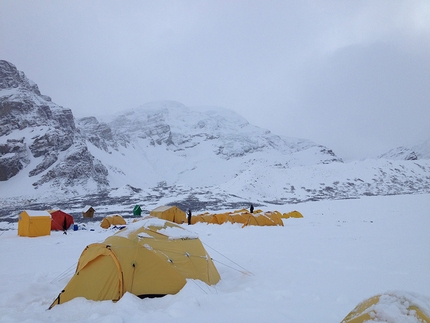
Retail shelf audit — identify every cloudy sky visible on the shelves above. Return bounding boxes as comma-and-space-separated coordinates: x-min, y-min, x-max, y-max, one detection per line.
1, 0, 429, 160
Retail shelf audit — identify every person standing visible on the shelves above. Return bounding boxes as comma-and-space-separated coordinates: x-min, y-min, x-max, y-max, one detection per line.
187, 209, 192, 225
250, 204, 254, 213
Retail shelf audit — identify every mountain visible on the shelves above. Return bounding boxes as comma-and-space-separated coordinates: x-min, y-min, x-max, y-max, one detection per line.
378, 139, 430, 160
0, 60, 109, 192
1, 60, 430, 219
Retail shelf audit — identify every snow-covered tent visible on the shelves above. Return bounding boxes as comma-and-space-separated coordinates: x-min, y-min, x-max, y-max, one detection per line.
193, 209, 284, 227
18, 210, 51, 237
341, 292, 430, 322
100, 214, 126, 229
150, 205, 186, 224
49, 218, 220, 309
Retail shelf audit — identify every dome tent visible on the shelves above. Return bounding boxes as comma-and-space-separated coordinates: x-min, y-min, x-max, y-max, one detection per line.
49, 218, 220, 308
341, 292, 430, 322
281, 210, 303, 219
192, 209, 284, 227
150, 205, 186, 224
100, 214, 126, 229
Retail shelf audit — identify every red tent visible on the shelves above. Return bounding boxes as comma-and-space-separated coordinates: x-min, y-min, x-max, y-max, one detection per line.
50, 210, 74, 231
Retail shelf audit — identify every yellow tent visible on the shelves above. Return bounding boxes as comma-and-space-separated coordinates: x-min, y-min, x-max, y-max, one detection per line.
243, 211, 283, 227
49, 218, 220, 309
192, 209, 284, 227
100, 215, 126, 229
150, 205, 186, 224
18, 210, 51, 237
191, 212, 210, 224
341, 293, 430, 323
209, 213, 229, 224
281, 210, 303, 218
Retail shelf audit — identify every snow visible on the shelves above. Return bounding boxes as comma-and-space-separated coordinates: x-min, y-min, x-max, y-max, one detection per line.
0, 193, 429, 322
82, 206, 92, 213
158, 226, 199, 240
22, 210, 51, 217
355, 292, 430, 323
137, 233, 154, 239
0, 152, 15, 159
117, 217, 199, 240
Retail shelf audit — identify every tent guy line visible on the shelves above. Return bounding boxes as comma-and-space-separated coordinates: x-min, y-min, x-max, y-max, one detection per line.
202, 242, 254, 276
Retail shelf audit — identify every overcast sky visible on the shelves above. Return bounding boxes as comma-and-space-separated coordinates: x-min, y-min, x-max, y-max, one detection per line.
1, 0, 429, 160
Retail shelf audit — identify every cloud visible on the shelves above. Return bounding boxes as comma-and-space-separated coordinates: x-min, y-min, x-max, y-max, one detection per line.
287, 40, 430, 158
1, 0, 429, 160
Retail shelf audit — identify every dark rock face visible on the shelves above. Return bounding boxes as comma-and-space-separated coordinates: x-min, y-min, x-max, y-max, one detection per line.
29, 151, 58, 177
110, 111, 174, 147
0, 60, 41, 94
0, 138, 29, 180
76, 117, 117, 151
379, 139, 430, 161
32, 143, 109, 189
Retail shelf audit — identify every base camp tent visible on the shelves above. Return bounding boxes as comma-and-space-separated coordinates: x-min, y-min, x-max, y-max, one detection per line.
281, 210, 303, 219
100, 215, 126, 229
150, 205, 186, 224
192, 209, 284, 227
49, 210, 74, 231
133, 205, 142, 217
341, 292, 430, 322
18, 210, 51, 237
49, 218, 220, 308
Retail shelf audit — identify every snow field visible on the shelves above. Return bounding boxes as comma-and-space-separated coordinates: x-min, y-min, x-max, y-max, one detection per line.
0, 193, 429, 322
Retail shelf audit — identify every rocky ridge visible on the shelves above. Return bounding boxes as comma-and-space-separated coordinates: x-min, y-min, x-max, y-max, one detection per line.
378, 139, 430, 160
0, 60, 109, 189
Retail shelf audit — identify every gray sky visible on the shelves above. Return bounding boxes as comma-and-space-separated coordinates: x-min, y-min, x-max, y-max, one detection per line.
1, 0, 429, 160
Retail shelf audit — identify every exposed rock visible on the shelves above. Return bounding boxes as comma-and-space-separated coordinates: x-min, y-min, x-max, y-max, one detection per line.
32, 142, 109, 189
28, 151, 58, 177
0, 138, 29, 180
379, 139, 430, 160
0, 60, 41, 94
76, 117, 117, 151
0, 60, 109, 189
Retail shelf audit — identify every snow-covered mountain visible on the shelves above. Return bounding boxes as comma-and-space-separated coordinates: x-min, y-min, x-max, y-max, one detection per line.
0, 60, 109, 192
1, 60, 429, 219
378, 139, 430, 160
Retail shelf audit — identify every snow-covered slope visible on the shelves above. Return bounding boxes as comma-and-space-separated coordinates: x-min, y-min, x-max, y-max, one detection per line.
82, 101, 342, 189
379, 138, 430, 160
1, 193, 429, 323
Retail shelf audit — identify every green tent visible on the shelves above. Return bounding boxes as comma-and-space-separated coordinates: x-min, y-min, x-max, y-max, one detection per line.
133, 205, 142, 217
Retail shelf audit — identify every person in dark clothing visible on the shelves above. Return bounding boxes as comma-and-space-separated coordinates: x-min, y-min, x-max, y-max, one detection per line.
187, 209, 192, 225
250, 204, 254, 213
